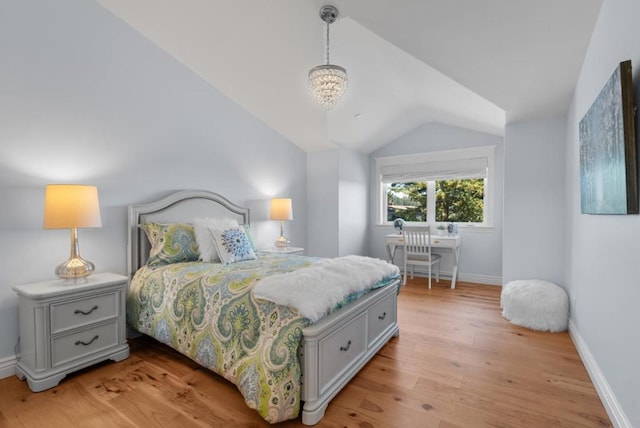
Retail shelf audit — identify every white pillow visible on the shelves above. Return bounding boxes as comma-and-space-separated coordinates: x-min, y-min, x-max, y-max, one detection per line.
193, 217, 239, 262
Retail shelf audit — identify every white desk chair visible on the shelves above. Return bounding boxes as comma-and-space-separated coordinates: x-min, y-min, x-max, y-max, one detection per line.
402, 226, 441, 289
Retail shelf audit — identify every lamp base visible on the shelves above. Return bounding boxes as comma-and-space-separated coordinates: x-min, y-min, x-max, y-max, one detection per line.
55, 257, 95, 280
274, 235, 289, 248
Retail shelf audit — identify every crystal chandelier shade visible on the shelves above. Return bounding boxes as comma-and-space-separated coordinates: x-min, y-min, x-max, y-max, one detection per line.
308, 5, 348, 110
308, 64, 348, 109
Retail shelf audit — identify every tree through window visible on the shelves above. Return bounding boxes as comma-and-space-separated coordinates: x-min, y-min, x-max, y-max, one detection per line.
386, 179, 484, 223
386, 182, 426, 222
435, 179, 484, 222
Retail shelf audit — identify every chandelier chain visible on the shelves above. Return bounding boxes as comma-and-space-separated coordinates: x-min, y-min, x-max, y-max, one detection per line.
325, 21, 330, 65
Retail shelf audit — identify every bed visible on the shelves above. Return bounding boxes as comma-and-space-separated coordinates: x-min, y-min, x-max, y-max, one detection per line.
126, 190, 400, 425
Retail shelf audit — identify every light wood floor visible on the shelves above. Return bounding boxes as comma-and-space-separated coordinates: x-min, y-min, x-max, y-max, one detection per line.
0, 280, 611, 427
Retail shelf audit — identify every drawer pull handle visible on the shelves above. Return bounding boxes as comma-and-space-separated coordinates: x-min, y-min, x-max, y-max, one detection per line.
340, 340, 352, 352
75, 335, 99, 346
74, 305, 98, 316
378, 312, 387, 320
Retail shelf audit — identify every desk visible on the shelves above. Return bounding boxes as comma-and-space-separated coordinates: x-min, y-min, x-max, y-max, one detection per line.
385, 233, 462, 289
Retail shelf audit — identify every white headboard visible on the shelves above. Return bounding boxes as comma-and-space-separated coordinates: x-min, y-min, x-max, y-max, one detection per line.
127, 190, 250, 277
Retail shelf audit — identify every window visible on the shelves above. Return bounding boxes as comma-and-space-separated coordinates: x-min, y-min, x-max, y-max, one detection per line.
387, 182, 426, 222
435, 178, 484, 222
377, 146, 495, 227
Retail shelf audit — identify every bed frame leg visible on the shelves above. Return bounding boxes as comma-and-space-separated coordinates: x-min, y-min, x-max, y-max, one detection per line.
302, 403, 329, 426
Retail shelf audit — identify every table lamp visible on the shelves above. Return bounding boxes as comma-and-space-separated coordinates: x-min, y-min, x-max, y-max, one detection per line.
44, 184, 102, 279
270, 198, 293, 248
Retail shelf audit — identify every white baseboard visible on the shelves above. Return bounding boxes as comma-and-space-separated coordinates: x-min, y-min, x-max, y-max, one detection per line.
569, 319, 631, 428
0, 354, 16, 380
457, 273, 502, 285
400, 269, 502, 286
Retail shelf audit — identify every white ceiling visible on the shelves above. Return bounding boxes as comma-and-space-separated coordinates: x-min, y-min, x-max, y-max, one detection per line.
97, 0, 602, 153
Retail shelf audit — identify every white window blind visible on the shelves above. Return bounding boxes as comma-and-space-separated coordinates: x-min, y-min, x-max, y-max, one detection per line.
380, 157, 488, 183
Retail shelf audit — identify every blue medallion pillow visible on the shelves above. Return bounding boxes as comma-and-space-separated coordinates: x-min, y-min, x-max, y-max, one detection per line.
193, 217, 239, 262
208, 226, 257, 265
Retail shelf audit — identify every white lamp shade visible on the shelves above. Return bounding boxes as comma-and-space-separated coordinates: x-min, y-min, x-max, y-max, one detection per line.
270, 198, 293, 221
44, 184, 102, 229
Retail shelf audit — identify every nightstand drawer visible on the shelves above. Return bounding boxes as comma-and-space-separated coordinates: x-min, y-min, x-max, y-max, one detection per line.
51, 292, 118, 334
51, 321, 119, 367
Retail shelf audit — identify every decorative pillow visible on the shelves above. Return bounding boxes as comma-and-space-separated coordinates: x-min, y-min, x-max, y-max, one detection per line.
140, 222, 199, 267
193, 217, 239, 262
242, 224, 257, 251
208, 227, 257, 265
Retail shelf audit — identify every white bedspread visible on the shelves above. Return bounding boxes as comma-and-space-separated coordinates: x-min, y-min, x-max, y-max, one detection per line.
253, 255, 399, 322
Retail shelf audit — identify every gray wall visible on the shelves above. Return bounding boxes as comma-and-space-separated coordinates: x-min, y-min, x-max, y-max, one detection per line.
307, 147, 370, 258
503, 116, 566, 285
368, 122, 504, 284
338, 147, 370, 257
564, 0, 640, 425
0, 0, 307, 360
307, 150, 339, 257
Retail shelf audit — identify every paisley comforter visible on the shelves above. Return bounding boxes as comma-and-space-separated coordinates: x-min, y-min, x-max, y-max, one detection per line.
127, 252, 397, 423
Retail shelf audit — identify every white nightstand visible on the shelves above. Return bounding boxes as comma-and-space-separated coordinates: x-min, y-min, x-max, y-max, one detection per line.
13, 272, 130, 392
261, 247, 305, 255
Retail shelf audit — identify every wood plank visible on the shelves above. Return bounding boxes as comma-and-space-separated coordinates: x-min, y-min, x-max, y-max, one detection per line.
0, 281, 611, 427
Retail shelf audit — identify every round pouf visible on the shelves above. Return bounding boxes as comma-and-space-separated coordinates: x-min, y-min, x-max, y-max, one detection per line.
500, 279, 569, 332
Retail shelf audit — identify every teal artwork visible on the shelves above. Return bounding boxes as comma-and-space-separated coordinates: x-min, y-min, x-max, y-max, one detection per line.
579, 60, 638, 214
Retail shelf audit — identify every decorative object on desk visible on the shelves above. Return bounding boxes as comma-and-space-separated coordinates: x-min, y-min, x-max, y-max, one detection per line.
579, 60, 638, 214
270, 198, 293, 248
447, 223, 457, 236
393, 218, 405, 233
43, 184, 102, 279
436, 224, 446, 236
308, 5, 348, 110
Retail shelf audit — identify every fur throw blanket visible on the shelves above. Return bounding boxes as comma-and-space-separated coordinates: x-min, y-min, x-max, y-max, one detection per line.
253, 255, 399, 322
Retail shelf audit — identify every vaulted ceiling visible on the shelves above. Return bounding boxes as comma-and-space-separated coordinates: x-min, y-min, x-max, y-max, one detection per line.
97, 0, 602, 153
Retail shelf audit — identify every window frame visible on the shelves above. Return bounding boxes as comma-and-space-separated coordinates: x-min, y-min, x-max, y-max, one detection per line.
376, 146, 496, 229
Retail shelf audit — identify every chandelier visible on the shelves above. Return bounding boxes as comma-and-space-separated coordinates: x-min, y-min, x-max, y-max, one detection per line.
308, 5, 348, 110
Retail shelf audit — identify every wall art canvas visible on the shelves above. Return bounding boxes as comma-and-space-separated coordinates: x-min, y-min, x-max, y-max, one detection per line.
579, 60, 638, 214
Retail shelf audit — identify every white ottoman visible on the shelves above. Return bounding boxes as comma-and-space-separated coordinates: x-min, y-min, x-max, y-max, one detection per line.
501, 279, 569, 332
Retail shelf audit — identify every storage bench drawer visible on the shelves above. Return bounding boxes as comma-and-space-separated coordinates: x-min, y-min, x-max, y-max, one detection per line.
318, 312, 366, 394
367, 291, 396, 345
